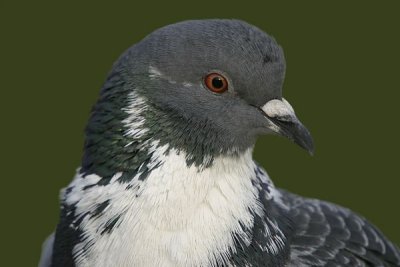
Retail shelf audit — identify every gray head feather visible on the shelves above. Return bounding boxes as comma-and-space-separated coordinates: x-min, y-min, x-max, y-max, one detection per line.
81, 19, 287, 179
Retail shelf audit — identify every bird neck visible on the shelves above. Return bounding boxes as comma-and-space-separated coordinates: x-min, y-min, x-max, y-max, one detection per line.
80, 87, 254, 185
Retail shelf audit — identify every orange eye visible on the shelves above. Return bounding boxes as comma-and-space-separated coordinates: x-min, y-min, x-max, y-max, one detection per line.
204, 73, 228, 93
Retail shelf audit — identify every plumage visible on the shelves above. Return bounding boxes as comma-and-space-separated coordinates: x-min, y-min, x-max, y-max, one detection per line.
40, 19, 400, 267
285, 190, 400, 266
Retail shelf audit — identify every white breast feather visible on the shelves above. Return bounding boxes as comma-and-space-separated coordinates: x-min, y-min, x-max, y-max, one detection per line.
64, 147, 266, 267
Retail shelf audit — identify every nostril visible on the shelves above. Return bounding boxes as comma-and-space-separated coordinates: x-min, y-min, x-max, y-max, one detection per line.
261, 99, 295, 119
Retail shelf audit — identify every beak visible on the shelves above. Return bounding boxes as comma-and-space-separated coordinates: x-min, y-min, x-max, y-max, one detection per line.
260, 98, 314, 155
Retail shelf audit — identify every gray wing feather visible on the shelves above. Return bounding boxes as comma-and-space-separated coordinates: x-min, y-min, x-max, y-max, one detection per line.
282, 190, 400, 267
38, 232, 54, 267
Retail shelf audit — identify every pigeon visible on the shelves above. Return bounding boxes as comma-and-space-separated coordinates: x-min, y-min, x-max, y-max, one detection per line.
39, 19, 400, 267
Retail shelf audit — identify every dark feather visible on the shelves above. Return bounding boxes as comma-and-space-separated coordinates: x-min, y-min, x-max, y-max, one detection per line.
281, 190, 400, 267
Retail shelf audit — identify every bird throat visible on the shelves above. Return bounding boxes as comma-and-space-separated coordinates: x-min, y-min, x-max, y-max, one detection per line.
80, 87, 250, 185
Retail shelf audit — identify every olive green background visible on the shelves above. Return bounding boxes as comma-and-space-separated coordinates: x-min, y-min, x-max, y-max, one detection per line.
2, 1, 399, 266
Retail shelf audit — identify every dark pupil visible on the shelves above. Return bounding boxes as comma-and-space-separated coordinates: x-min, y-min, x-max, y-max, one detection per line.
212, 77, 224, 89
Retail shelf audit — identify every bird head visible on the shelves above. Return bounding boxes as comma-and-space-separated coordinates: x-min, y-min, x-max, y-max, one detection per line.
82, 19, 314, 177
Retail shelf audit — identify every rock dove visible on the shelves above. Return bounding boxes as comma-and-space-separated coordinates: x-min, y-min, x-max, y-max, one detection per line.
39, 19, 400, 267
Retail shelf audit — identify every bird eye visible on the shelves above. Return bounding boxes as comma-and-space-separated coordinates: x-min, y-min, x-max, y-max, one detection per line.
204, 73, 228, 93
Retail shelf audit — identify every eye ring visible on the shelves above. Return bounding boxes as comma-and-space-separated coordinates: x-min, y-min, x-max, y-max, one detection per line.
204, 73, 228, 93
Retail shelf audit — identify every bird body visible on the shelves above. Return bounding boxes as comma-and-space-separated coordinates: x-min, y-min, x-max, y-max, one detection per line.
55, 149, 262, 267
40, 19, 400, 267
